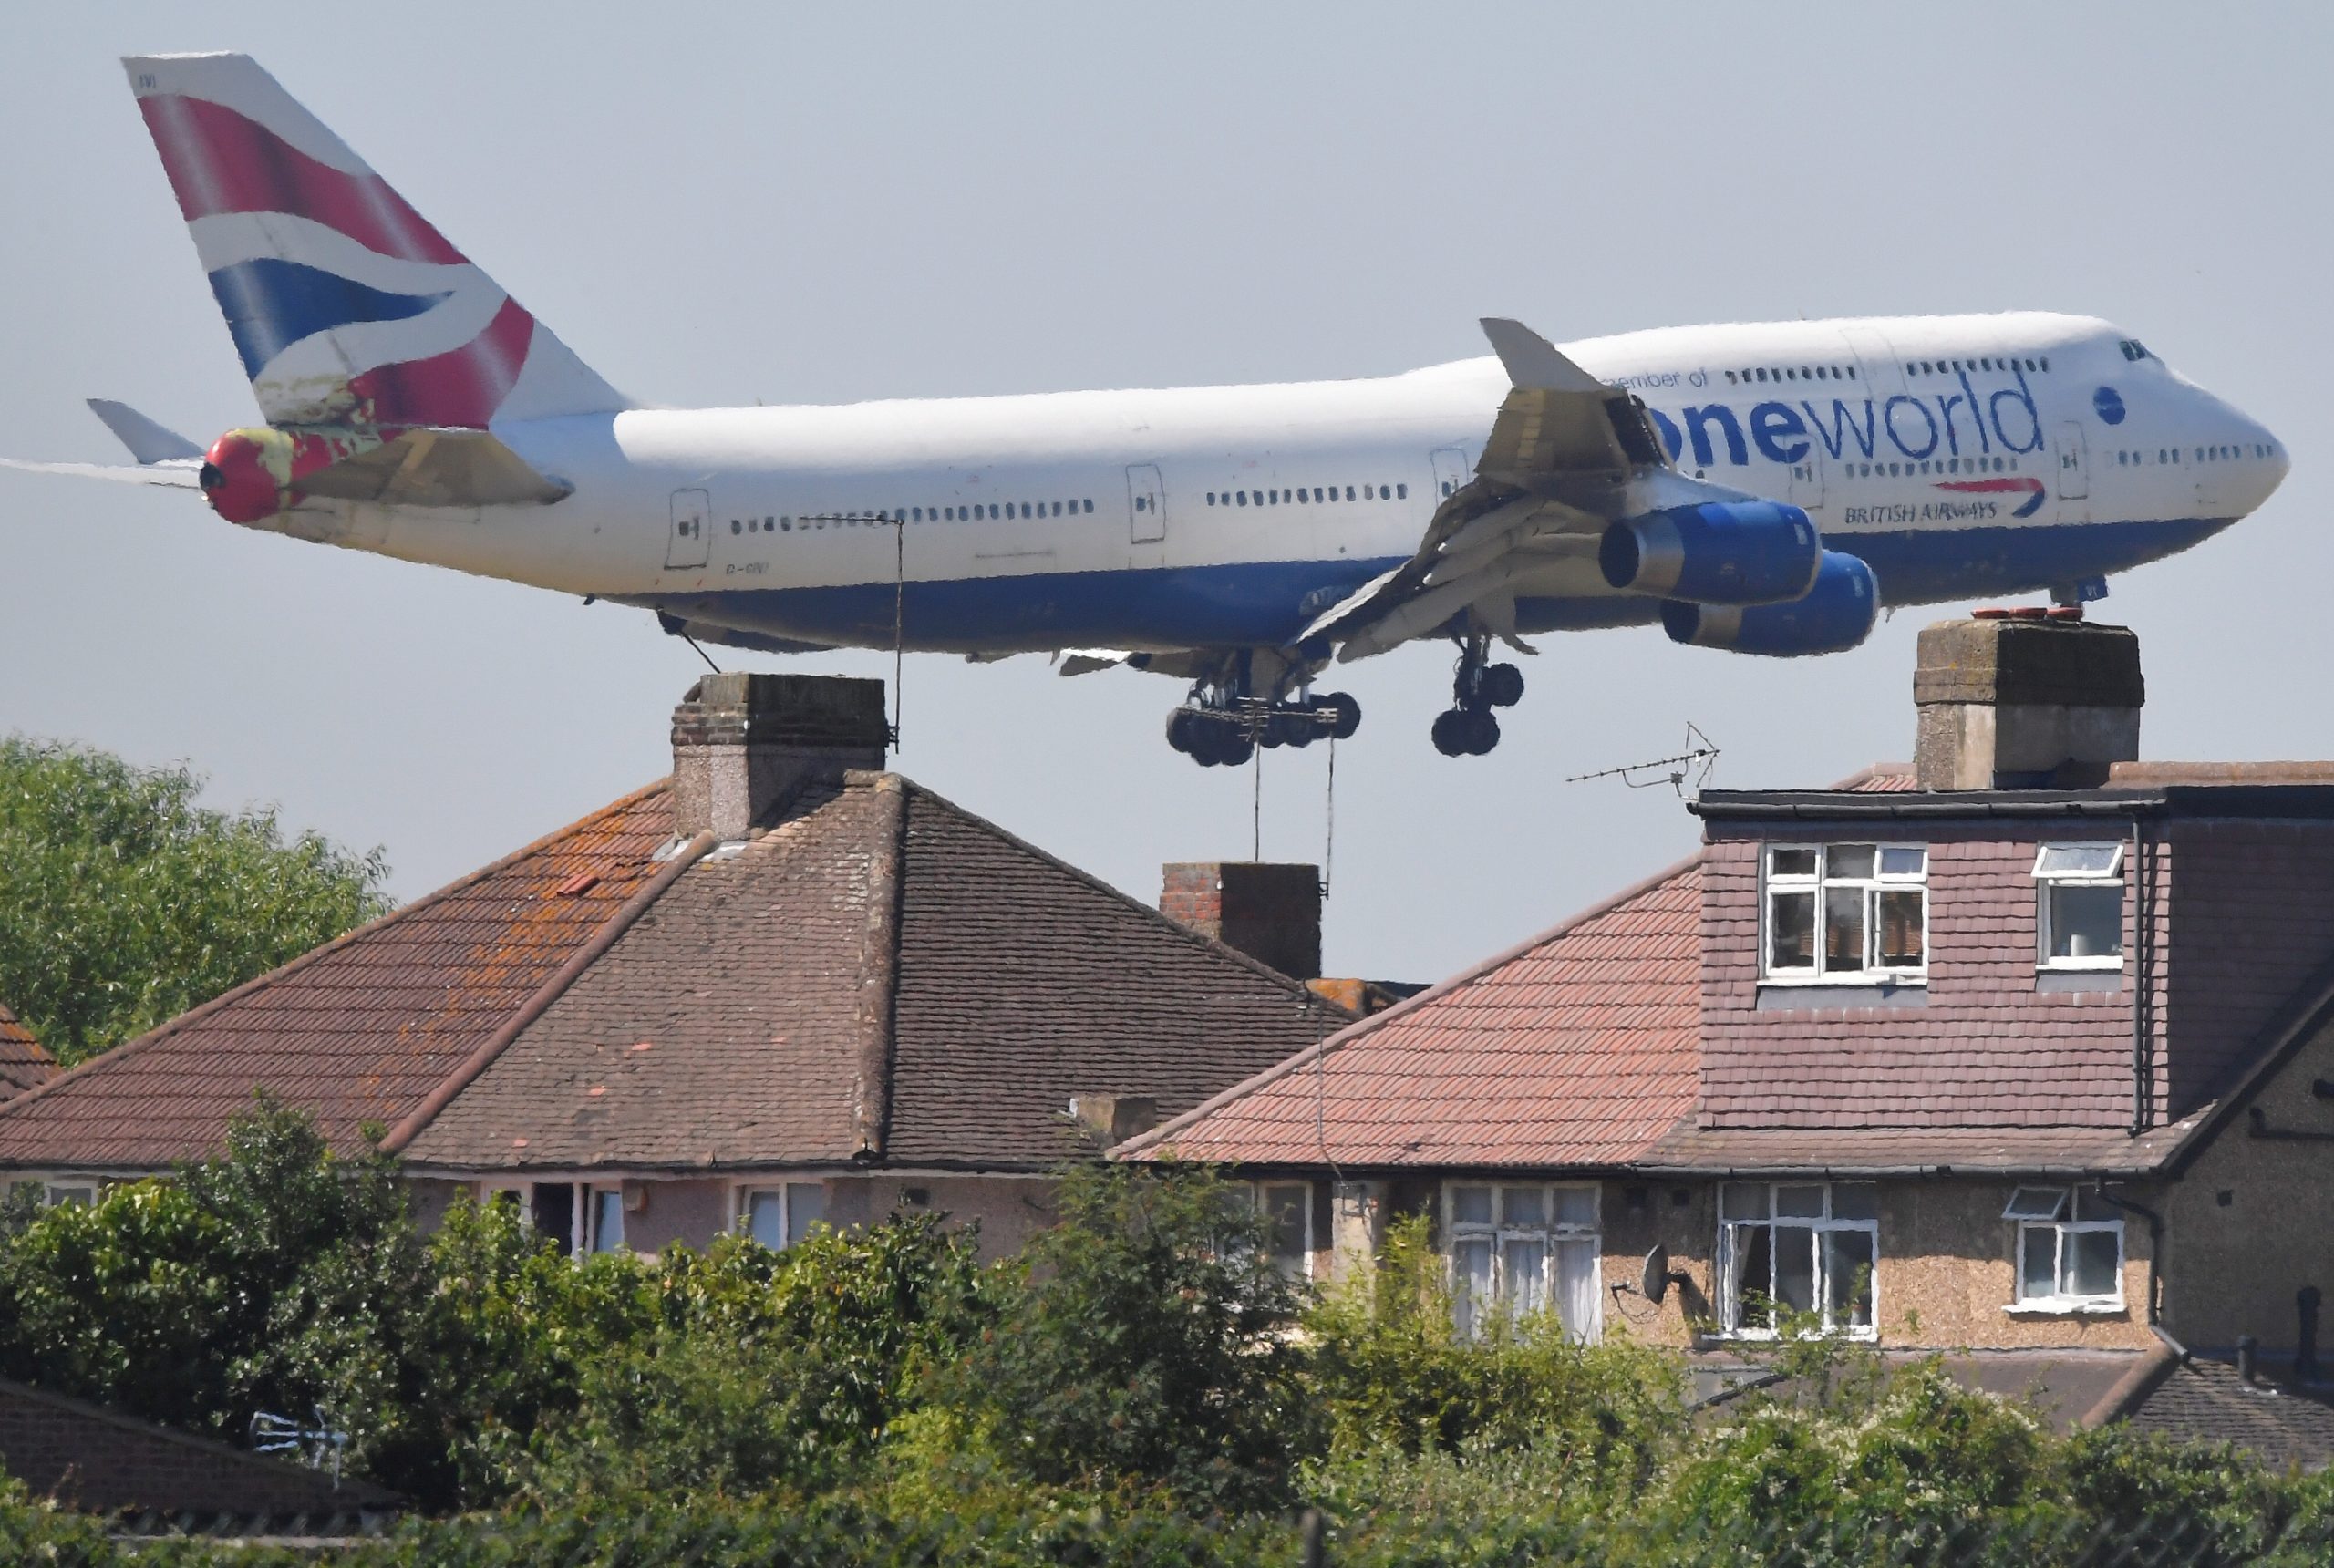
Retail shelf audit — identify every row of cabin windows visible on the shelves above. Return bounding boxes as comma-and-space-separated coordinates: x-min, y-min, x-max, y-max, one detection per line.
2112, 444, 2271, 467
1904, 355, 2050, 377
1725, 365, 1859, 385
1205, 483, 1406, 507
728, 500, 1097, 534
1851, 455, 2021, 479
1761, 841, 2125, 981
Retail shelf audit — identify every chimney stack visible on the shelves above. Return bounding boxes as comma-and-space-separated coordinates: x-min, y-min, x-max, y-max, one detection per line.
670, 673, 889, 841
1913, 615, 2143, 790
1162, 861, 1323, 979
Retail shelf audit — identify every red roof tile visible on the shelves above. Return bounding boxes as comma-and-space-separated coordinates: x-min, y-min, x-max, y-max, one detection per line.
1124, 858, 1704, 1170
0, 787, 676, 1170
0, 1006, 57, 1102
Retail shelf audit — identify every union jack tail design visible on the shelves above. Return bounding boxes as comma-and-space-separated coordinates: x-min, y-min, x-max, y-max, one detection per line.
126, 53, 629, 430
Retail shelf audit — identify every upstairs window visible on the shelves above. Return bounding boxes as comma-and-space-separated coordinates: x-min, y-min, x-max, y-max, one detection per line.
1763, 844, 1927, 980
1446, 1182, 1601, 1343
1720, 1181, 1877, 1336
2006, 1187, 2123, 1309
2034, 842, 2124, 968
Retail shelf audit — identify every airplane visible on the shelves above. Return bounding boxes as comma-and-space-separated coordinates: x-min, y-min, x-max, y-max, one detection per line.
1, 53, 2288, 764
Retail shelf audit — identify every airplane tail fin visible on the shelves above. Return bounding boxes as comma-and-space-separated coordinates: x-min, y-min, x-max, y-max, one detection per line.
124, 53, 630, 430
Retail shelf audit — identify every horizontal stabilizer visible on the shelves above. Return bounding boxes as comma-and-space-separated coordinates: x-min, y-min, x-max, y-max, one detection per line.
296, 428, 570, 509
87, 398, 201, 463
0, 455, 201, 489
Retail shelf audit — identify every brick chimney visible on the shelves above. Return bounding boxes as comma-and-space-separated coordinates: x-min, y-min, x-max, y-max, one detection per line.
670, 673, 889, 841
1914, 616, 2143, 790
1162, 861, 1322, 980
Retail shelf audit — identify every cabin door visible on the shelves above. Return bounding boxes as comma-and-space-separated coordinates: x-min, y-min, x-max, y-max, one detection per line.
1430, 447, 1472, 502
2053, 422, 2090, 500
1127, 464, 1165, 543
666, 488, 711, 569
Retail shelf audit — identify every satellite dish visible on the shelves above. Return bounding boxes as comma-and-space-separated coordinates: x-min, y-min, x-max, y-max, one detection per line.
1639, 1243, 1670, 1305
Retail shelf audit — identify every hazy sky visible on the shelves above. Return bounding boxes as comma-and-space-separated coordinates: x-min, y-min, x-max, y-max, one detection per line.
2, 4, 2325, 984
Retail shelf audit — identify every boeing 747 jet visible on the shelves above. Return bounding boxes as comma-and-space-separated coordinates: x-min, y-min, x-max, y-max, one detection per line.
2, 54, 2288, 760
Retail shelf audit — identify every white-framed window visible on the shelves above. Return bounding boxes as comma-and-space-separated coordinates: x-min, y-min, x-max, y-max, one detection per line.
1251, 1181, 1314, 1281
1444, 1182, 1601, 1344
1762, 844, 1927, 981
2034, 843, 2125, 969
43, 1181, 94, 1208
736, 1181, 830, 1249
585, 1186, 626, 1254
1719, 1181, 1878, 1336
2006, 1187, 2124, 1310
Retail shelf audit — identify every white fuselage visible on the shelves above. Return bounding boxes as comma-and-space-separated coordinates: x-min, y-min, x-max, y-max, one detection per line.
297, 310, 2283, 655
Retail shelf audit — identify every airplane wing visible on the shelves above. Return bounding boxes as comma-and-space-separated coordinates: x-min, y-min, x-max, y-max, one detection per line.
1307, 316, 1716, 663
0, 456, 202, 489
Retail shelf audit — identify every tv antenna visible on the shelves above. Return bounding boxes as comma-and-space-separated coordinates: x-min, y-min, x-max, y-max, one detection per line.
252, 1407, 350, 1484
1565, 723, 1720, 798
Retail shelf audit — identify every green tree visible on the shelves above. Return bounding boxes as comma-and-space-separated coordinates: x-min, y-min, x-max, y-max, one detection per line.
0, 737, 391, 1064
943, 1161, 1317, 1512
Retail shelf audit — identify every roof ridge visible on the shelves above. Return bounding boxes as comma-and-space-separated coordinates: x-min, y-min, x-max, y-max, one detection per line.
1120, 849, 1706, 1160
0, 779, 675, 1127
877, 772, 1341, 1012
380, 828, 717, 1153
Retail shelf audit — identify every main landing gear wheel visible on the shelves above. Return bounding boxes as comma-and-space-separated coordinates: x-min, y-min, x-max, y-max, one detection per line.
1431, 636, 1514, 758
1165, 689, 1358, 767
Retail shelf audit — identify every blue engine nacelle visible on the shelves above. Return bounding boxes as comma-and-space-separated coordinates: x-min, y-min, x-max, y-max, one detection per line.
1660, 550, 1878, 656
1598, 500, 1822, 605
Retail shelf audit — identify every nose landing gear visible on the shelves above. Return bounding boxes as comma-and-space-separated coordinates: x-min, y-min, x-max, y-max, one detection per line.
1431, 635, 1523, 758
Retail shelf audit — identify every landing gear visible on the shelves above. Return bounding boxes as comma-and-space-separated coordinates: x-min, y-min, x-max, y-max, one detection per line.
1432, 635, 1522, 758
1164, 665, 1361, 767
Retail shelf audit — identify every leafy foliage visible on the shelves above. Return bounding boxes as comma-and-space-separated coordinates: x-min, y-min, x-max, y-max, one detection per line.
944, 1161, 1317, 1511
0, 737, 391, 1063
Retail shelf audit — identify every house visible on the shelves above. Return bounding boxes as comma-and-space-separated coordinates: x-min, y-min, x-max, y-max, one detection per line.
1126, 614, 2334, 1412
0, 675, 1346, 1256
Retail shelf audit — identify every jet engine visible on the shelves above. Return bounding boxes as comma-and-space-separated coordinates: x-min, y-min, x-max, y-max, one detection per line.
1660, 550, 1878, 656
1598, 500, 1821, 605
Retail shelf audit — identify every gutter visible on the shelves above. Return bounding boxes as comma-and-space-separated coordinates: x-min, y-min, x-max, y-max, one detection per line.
1691, 796, 2173, 822
378, 830, 717, 1154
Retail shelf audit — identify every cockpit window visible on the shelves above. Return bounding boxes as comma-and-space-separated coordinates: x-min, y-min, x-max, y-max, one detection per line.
2118, 339, 2153, 363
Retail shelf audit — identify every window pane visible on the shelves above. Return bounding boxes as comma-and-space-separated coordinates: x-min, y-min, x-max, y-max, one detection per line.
1452, 1237, 1494, 1338
2020, 1226, 2059, 1300
1550, 1187, 1597, 1228
1823, 886, 1867, 973
1502, 1235, 1548, 1319
745, 1190, 785, 1247
1554, 1238, 1600, 1345
786, 1181, 827, 1242
1830, 1183, 1879, 1222
48, 1186, 92, 1208
1878, 846, 1926, 877
1877, 889, 1925, 967
2068, 1229, 2122, 1298
1823, 1227, 1874, 1328
1265, 1184, 1308, 1277
1730, 1223, 1773, 1329
1774, 1226, 1818, 1314
1775, 1184, 1825, 1219
2004, 1187, 2069, 1222
592, 1189, 625, 1253
1450, 1185, 1493, 1226
1828, 845, 1876, 879
2037, 842, 2122, 877
1771, 847, 1817, 878
2073, 1188, 2121, 1223
2048, 883, 2123, 960
1770, 890, 1816, 970
1501, 1186, 1546, 1226
1721, 1182, 1769, 1220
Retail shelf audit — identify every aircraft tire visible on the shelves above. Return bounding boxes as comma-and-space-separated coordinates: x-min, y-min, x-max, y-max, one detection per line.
1217, 728, 1255, 767
1165, 707, 1202, 756
1431, 708, 1470, 757
1482, 663, 1525, 708
1465, 708, 1502, 756
1317, 691, 1362, 740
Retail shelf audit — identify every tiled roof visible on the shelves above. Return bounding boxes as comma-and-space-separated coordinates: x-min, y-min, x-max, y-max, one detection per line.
1122, 858, 1703, 1170
1636, 1117, 2203, 1176
0, 1006, 57, 1102
2120, 1356, 2334, 1472
0, 788, 676, 1170
396, 773, 1345, 1173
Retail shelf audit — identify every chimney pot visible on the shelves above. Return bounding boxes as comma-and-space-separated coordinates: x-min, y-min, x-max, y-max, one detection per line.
1913, 617, 2143, 790
1161, 861, 1323, 979
2299, 1286, 2322, 1383
670, 673, 889, 841
2237, 1333, 2259, 1384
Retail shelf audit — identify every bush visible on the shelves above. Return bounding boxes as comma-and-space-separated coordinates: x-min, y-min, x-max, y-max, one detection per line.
944, 1161, 1316, 1511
